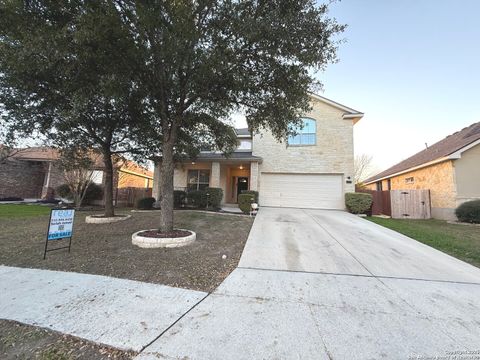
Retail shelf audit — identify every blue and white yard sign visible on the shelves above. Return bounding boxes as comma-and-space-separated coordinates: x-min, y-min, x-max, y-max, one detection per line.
47, 209, 75, 240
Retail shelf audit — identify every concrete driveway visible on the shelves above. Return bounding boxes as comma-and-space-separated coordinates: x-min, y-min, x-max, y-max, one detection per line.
139, 208, 480, 359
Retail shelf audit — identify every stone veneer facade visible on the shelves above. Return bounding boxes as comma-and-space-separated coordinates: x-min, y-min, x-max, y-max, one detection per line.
365, 143, 480, 221
251, 97, 355, 194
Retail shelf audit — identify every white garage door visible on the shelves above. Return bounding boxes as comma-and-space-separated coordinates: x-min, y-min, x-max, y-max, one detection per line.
259, 173, 344, 209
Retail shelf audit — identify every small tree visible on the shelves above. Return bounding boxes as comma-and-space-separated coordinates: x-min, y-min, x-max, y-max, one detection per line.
354, 154, 377, 185
57, 149, 95, 210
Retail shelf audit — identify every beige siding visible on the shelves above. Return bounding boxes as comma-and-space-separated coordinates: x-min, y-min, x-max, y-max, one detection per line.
454, 144, 480, 204
252, 98, 355, 195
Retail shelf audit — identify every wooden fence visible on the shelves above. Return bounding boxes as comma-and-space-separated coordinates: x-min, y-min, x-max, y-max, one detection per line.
390, 190, 431, 219
357, 188, 431, 219
115, 187, 152, 207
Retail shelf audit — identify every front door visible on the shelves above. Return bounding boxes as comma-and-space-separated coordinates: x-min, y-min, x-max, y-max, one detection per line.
236, 177, 249, 202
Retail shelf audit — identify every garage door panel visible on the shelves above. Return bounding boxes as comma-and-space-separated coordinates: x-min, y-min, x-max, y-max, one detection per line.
259, 173, 343, 209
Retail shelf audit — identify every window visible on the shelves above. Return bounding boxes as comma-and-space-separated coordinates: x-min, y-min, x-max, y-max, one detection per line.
187, 169, 210, 191
288, 118, 316, 145
376, 181, 383, 191
387, 179, 391, 190
237, 139, 252, 151
405, 177, 414, 184
91, 170, 104, 185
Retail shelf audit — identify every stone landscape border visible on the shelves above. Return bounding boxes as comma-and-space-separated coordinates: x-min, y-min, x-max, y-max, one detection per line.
85, 214, 132, 224
132, 229, 196, 248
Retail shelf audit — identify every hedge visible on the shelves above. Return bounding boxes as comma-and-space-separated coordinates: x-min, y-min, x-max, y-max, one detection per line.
187, 190, 207, 208
345, 192, 373, 214
241, 190, 259, 203
455, 200, 480, 224
174, 190, 186, 208
205, 187, 223, 208
136, 197, 156, 210
238, 193, 256, 214
56, 183, 104, 204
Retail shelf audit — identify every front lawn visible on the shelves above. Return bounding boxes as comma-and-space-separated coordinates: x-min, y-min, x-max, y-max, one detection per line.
367, 217, 480, 268
0, 210, 253, 292
0, 319, 135, 360
0, 204, 52, 217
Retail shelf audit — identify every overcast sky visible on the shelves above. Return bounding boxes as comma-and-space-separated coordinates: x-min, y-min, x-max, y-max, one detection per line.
235, 1, 480, 172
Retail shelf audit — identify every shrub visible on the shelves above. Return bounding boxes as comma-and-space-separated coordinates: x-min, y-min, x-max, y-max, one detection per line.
238, 193, 256, 214
187, 190, 207, 208
56, 184, 72, 199
84, 183, 103, 202
0, 196, 23, 201
345, 192, 373, 214
174, 190, 186, 208
136, 197, 156, 210
241, 190, 259, 203
55, 183, 103, 204
205, 187, 223, 208
455, 200, 480, 224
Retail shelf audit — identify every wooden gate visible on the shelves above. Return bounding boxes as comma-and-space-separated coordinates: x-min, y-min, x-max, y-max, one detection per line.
390, 190, 431, 219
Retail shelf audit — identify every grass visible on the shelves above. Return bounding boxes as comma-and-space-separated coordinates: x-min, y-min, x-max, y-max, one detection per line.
367, 217, 480, 268
0, 320, 136, 360
0, 209, 253, 292
0, 204, 52, 217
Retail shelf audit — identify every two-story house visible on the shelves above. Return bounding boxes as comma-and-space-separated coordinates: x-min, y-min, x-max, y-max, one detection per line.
152, 93, 363, 209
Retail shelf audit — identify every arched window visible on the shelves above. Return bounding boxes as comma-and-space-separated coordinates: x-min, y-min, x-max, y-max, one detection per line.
288, 118, 316, 145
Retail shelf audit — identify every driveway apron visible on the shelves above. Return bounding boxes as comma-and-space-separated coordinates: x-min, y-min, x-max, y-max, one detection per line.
138, 207, 480, 360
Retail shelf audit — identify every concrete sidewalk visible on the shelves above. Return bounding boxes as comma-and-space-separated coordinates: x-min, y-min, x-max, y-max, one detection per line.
138, 208, 480, 359
0, 266, 206, 351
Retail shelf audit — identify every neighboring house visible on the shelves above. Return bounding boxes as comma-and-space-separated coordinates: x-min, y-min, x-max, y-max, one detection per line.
363, 122, 480, 220
0, 147, 153, 200
152, 94, 364, 209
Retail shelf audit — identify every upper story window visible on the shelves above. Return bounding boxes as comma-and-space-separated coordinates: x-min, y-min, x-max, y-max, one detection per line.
287, 118, 316, 146
237, 139, 252, 151
405, 177, 414, 184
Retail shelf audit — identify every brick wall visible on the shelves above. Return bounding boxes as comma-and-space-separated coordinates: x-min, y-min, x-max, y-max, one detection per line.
0, 159, 46, 198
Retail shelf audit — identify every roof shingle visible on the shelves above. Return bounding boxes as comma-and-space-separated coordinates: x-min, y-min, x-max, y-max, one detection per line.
365, 122, 480, 183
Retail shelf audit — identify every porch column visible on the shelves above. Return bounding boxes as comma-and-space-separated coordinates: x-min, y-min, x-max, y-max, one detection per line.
210, 162, 220, 188
41, 161, 53, 199
250, 162, 259, 191
152, 161, 161, 200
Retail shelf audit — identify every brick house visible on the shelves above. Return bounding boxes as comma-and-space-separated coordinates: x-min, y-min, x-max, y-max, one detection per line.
364, 122, 480, 220
0, 147, 153, 201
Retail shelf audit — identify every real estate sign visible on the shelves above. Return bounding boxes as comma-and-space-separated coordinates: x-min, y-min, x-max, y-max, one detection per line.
47, 209, 75, 240
44, 209, 75, 259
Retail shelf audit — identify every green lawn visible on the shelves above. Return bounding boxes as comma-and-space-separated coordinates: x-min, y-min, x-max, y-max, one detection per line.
367, 217, 480, 268
0, 204, 52, 217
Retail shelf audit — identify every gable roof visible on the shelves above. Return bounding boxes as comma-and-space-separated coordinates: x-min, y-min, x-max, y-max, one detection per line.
9, 146, 152, 176
365, 122, 480, 184
308, 93, 364, 123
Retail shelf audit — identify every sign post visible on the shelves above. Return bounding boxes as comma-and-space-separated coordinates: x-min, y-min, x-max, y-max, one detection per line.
44, 208, 75, 259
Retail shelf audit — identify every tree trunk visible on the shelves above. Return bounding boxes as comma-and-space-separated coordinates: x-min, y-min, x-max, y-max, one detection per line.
159, 139, 175, 232
102, 151, 115, 217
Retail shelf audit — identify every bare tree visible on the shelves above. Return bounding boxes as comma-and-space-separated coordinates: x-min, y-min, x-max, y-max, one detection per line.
354, 154, 376, 185
57, 149, 95, 210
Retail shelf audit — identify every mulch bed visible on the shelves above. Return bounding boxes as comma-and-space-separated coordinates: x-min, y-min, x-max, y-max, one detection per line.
0, 319, 136, 360
0, 210, 254, 292
137, 229, 192, 238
